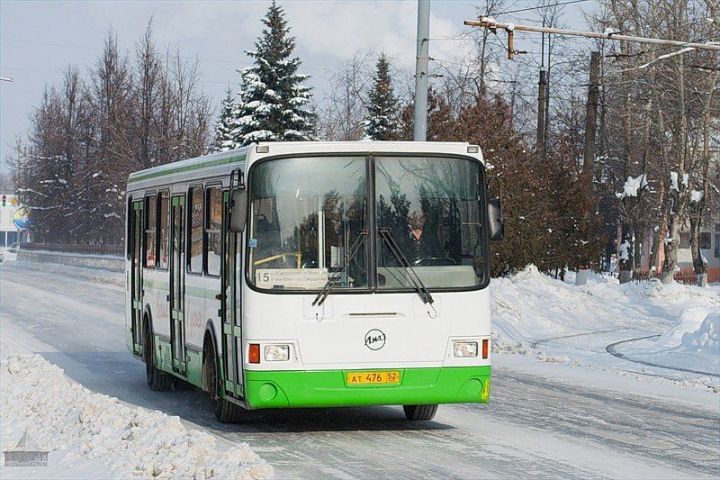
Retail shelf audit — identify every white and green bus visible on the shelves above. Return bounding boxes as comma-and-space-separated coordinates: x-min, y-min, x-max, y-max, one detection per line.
125, 141, 502, 422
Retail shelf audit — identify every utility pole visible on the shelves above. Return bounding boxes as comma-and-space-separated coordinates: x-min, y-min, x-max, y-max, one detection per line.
576, 51, 601, 286
536, 20, 547, 158
536, 69, 547, 157
545, 31, 552, 156
414, 0, 430, 141
583, 51, 600, 185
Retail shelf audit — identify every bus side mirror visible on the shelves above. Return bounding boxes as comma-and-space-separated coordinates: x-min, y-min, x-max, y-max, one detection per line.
488, 197, 503, 241
229, 189, 247, 233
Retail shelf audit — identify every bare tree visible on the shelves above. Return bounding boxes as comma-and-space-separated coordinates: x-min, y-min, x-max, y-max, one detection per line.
318, 52, 373, 141
14, 22, 212, 245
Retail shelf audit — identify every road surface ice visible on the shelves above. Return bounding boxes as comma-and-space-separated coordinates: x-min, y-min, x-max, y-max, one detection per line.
1, 260, 718, 479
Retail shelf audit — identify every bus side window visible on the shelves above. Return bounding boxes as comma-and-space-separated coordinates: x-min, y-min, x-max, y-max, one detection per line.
126, 198, 132, 260
205, 186, 222, 277
157, 192, 169, 270
188, 187, 204, 274
144, 194, 157, 268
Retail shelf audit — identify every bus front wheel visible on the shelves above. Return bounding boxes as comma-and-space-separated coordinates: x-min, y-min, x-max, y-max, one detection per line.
403, 404, 438, 421
204, 339, 245, 423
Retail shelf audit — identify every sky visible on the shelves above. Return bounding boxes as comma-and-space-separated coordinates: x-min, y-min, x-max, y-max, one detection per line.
0, 0, 592, 173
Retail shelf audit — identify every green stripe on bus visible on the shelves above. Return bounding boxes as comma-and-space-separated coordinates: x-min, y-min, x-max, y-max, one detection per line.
185, 285, 220, 300
243, 366, 491, 409
128, 154, 246, 184
143, 279, 219, 299
144, 278, 169, 290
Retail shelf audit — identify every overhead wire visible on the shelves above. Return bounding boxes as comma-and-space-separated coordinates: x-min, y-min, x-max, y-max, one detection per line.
487, 0, 595, 17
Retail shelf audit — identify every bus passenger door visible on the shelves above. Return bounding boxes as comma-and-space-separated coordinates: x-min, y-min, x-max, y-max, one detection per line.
170, 194, 187, 373
221, 191, 244, 399
130, 200, 144, 356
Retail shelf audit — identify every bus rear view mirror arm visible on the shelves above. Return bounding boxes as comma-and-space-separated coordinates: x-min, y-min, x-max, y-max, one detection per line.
229, 189, 247, 233
487, 198, 503, 241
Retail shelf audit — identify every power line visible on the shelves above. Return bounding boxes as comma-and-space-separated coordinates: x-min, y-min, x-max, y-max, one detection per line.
489, 0, 595, 17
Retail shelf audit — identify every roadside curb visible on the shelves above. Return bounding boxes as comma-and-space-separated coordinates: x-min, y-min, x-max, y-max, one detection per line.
17, 249, 124, 273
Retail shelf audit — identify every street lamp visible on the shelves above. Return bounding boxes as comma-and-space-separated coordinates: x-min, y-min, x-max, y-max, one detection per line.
0, 77, 13, 82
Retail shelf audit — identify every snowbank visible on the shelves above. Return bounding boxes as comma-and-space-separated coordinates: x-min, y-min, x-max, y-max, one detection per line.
490, 265, 720, 381
682, 309, 719, 354
656, 307, 717, 350
627, 307, 720, 375
490, 265, 624, 353
0, 346, 273, 479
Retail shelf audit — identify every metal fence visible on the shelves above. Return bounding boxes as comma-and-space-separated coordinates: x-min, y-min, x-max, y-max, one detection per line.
20, 243, 124, 256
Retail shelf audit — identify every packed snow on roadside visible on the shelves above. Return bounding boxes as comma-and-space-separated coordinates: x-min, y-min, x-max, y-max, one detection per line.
0, 345, 273, 479
626, 307, 719, 374
683, 309, 719, 353
490, 265, 719, 390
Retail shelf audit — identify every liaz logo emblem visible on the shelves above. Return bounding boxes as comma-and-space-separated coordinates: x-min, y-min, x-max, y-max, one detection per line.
364, 329, 386, 350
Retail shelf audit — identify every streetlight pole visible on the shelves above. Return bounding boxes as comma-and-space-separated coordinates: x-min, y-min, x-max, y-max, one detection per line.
413, 0, 430, 141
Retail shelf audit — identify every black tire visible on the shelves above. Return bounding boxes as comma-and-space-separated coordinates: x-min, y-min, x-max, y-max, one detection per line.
204, 340, 245, 423
403, 404, 438, 421
144, 323, 172, 392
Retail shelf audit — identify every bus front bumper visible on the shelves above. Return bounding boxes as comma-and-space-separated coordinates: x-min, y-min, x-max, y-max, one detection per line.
243, 366, 491, 409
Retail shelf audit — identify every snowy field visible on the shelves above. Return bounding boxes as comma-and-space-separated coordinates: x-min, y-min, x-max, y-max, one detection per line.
1, 258, 718, 478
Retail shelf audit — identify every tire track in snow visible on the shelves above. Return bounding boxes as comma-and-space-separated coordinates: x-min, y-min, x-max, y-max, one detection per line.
530, 328, 635, 348
606, 335, 720, 378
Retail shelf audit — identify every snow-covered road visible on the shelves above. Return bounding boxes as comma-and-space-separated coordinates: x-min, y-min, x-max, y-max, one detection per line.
1, 261, 718, 479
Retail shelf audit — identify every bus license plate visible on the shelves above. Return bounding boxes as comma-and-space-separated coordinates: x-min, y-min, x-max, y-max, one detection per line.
346, 371, 400, 385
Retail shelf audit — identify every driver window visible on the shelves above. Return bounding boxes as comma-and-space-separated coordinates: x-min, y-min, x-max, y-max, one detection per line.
248, 157, 368, 290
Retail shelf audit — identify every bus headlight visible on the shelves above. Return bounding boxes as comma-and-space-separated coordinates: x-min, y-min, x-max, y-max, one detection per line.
264, 344, 290, 361
453, 341, 478, 358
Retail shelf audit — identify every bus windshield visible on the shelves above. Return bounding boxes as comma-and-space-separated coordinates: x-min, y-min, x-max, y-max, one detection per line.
247, 155, 487, 291
375, 156, 486, 289
248, 157, 368, 290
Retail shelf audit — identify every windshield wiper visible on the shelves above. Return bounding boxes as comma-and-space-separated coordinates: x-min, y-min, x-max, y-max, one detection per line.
313, 230, 368, 307
378, 228, 434, 305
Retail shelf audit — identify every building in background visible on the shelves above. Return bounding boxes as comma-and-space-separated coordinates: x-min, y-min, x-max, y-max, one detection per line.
620, 209, 720, 284
676, 210, 720, 284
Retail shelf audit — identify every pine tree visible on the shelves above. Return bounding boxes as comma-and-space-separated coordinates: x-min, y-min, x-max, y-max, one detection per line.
232, 1, 314, 145
362, 53, 399, 141
211, 88, 237, 152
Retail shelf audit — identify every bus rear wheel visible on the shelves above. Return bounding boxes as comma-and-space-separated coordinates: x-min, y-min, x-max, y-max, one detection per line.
144, 324, 172, 392
403, 404, 438, 421
205, 340, 245, 423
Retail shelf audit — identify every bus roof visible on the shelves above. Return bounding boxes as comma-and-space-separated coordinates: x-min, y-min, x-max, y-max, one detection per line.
127, 147, 251, 187
127, 141, 483, 190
